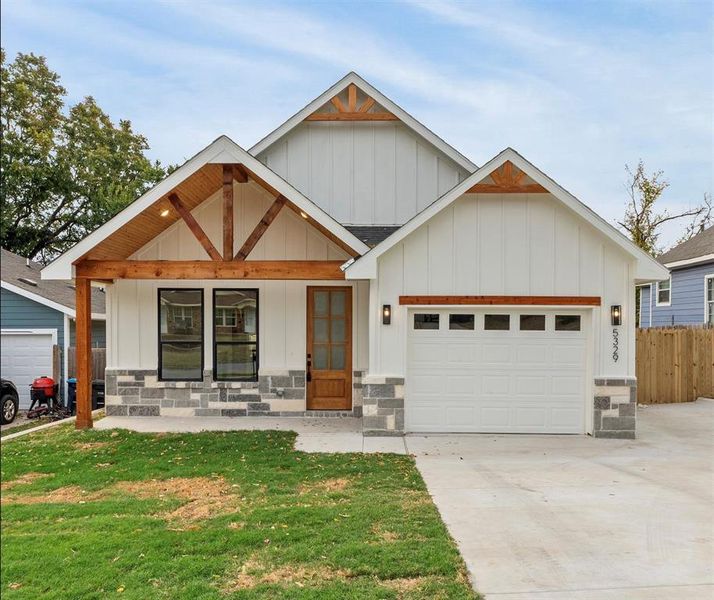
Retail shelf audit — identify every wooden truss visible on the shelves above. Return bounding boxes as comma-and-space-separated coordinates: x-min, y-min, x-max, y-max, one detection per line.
467, 161, 548, 194
305, 83, 398, 122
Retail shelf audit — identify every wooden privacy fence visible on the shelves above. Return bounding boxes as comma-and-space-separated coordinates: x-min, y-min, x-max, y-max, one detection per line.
67, 347, 107, 381
636, 327, 714, 404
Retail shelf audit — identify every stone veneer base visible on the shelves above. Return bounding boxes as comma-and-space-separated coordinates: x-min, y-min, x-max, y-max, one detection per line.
105, 369, 364, 419
362, 377, 405, 436
593, 377, 637, 439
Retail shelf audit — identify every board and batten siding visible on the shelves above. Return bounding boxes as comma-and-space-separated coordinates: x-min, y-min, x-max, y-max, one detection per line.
107, 181, 369, 373
371, 193, 636, 379
256, 122, 470, 225
640, 262, 714, 327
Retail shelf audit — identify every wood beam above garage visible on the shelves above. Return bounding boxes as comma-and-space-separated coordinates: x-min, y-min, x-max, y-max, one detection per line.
399, 295, 601, 306
75, 260, 346, 280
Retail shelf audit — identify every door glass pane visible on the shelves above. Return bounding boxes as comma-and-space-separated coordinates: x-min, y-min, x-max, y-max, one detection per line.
314, 317, 329, 343
331, 291, 345, 316
555, 315, 581, 331
449, 314, 474, 330
314, 345, 329, 369
214, 290, 257, 342
414, 313, 439, 329
484, 314, 510, 330
331, 345, 345, 370
331, 318, 346, 342
215, 343, 257, 380
520, 315, 546, 331
159, 290, 202, 342
160, 342, 202, 380
314, 291, 329, 316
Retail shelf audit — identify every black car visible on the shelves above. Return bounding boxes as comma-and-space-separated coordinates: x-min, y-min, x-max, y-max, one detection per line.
1, 379, 20, 424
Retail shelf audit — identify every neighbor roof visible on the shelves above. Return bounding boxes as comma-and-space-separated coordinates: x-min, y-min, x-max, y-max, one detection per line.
656, 225, 714, 268
249, 72, 477, 173
1, 248, 105, 318
345, 147, 670, 283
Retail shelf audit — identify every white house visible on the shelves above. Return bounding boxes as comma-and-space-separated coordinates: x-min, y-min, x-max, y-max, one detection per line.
43, 73, 668, 438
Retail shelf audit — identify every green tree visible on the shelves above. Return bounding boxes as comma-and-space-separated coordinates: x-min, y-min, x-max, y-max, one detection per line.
618, 160, 708, 256
1, 50, 167, 262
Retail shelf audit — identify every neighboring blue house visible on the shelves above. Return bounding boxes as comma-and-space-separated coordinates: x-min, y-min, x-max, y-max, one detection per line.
638, 226, 714, 328
1, 248, 106, 407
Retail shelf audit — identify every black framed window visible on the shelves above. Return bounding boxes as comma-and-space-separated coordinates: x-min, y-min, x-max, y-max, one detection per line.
213, 289, 258, 381
158, 289, 204, 381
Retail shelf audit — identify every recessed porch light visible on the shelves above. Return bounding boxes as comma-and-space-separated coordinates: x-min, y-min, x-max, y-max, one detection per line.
160, 209, 170, 217
300, 211, 308, 219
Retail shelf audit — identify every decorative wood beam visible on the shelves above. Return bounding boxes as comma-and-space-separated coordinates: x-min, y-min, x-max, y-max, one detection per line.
168, 193, 222, 261
330, 96, 347, 113
467, 161, 548, 194
75, 278, 93, 430
399, 295, 601, 306
358, 97, 375, 113
222, 165, 234, 260
466, 183, 549, 194
235, 195, 287, 260
347, 83, 357, 111
75, 260, 347, 280
233, 164, 249, 183
305, 112, 398, 122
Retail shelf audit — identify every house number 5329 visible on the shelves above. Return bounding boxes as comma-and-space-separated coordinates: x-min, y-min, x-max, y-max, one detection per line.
612, 328, 619, 362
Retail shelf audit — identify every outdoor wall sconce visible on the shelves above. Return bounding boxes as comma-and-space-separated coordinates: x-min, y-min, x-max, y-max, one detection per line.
382, 304, 391, 325
611, 305, 622, 326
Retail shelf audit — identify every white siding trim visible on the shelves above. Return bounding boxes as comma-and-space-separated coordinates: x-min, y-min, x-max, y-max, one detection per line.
705, 274, 714, 324
664, 254, 714, 269
655, 276, 672, 307
1, 328, 58, 346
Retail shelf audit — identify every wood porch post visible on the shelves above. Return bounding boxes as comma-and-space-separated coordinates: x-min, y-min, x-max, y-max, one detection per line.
75, 277, 93, 429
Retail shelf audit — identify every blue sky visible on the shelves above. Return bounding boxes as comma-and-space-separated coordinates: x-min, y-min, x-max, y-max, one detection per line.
2, 0, 712, 248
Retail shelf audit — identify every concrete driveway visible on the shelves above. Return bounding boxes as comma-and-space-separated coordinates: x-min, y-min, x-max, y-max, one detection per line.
408, 400, 714, 599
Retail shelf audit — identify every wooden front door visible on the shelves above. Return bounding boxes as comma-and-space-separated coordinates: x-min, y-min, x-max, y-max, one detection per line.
306, 286, 352, 410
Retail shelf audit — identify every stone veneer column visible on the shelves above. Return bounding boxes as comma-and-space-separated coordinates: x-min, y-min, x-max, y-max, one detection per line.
361, 376, 405, 436
592, 378, 637, 439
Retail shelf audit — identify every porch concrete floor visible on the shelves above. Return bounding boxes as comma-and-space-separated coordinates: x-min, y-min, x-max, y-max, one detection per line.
94, 416, 408, 454
96, 401, 714, 599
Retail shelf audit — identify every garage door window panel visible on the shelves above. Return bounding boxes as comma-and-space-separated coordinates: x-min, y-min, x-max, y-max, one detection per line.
484, 314, 510, 330
520, 315, 546, 331
555, 315, 581, 331
449, 314, 475, 330
414, 314, 440, 330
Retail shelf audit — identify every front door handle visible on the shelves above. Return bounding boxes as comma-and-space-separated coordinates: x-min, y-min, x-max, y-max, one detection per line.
306, 353, 312, 382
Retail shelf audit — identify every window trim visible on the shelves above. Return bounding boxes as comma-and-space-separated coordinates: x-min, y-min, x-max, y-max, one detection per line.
655, 277, 671, 307
212, 288, 259, 382
158, 288, 204, 382
705, 275, 714, 324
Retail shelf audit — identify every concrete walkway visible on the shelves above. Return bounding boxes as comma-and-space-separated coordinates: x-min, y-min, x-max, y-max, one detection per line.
96, 402, 714, 599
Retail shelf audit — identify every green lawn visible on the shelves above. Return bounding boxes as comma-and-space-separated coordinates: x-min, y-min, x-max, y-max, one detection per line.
1, 425, 478, 599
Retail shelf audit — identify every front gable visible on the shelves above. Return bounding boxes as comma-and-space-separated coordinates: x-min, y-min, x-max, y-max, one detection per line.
251, 73, 474, 226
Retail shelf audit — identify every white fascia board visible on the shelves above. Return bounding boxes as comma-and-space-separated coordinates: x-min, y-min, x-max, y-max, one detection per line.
41, 136, 368, 283
41, 139, 228, 281
0, 281, 106, 319
346, 147, 670, 282
249, 72, 477, 173
664, 254, 714, 269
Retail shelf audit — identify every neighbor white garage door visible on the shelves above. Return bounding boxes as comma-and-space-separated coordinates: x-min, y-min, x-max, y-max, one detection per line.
406, 309, 589, 434
1, 331, 55, 408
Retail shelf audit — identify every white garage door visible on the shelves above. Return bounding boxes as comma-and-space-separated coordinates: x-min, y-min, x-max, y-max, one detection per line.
1, 331, 55, 408
406, 309, 588, 434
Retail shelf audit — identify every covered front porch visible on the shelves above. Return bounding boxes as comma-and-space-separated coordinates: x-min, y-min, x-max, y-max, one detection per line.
46, 137, 372, 430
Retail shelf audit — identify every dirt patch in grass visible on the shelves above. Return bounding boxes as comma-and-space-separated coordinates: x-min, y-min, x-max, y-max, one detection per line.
74, 441, 110, 451
382, 577, 427, 594
401, 489, 432, 510
372, 524, 400, 542
298, 477, 350, 495
0, 472, 52, 492
222, 554, 352, 593
2, 476, 239, 524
